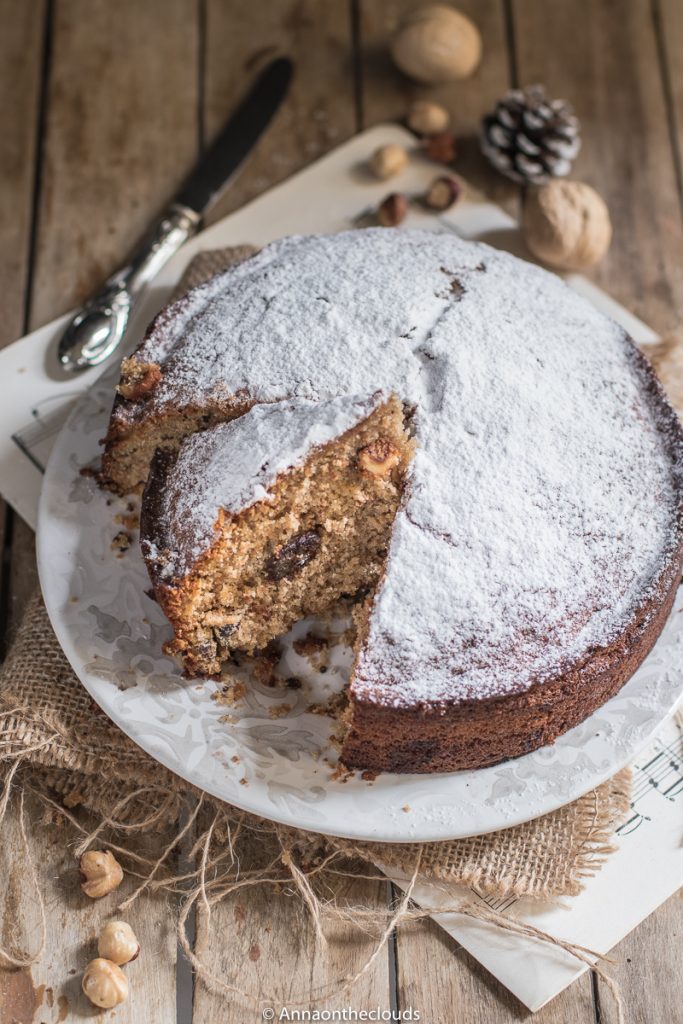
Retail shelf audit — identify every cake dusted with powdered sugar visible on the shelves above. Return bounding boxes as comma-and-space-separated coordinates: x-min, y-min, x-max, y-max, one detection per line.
103, 229, 683, 774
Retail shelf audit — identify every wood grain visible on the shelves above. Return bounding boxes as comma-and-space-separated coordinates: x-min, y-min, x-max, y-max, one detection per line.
0, 0, 45, 656
27, 0, 200, 329
0, 791, 177, 1024
193, 868, 392, 1020
658, 0, 683, 200
0, 0, 45, 349
597, 890, 683, 1024
203, 0, 358, 225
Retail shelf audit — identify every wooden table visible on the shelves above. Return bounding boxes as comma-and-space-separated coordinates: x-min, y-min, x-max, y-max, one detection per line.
1, 2, 682, 1021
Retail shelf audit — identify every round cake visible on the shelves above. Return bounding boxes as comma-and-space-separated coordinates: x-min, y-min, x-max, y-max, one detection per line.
102, 229, 683, 774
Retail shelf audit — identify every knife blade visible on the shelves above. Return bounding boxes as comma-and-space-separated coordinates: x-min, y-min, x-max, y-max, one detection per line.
57, 57, 294, 374
176, 56, 293, 214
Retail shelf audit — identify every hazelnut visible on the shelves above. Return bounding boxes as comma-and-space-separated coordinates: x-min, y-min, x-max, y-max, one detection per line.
369, 143, 408, 180
391, 5, 482, 84
358, 438, 401, 478
117, 359, 161, 401
522, 180, 612, 271
82, 958, 129, 1009
98, 920, 140, 965
407, 100, 450, 136
425, 175, 462, 211
377, 193, 408, 227
79, 850, 124, 899
423, 131, 457, 165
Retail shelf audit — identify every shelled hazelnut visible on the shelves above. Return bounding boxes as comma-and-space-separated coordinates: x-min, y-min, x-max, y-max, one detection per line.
369, 143, 408, 180
358, 438, 401, 478
82, 958, 129, 1009
423, 131, 457, 165
376, 193, 408, 227
79, 850, 123, 899
425, 175, 462, 211
98, 920, 140, 965
407, 100, 450, 135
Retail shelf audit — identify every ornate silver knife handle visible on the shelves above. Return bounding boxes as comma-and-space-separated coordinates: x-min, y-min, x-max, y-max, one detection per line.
57, 203, 201, 372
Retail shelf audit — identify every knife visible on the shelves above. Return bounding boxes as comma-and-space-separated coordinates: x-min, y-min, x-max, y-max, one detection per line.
57, 57, 293, 373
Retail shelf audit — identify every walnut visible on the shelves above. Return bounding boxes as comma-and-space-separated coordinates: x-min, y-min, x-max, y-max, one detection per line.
117, 359, 161, 401
79, 850, 123, 899
357, 438, 401, 478
369, 143, 408, 180
391, 5, 482, 84
82, 958, 129, 1009
377, 193, 408, 227
522, 180, 612, 271
98, 921, 140, 965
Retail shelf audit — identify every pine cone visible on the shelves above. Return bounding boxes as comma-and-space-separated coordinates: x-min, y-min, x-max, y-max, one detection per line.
481, 85, 581, 185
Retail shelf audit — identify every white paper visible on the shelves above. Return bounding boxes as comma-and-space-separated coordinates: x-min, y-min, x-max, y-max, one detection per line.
0, 124, 677, 1012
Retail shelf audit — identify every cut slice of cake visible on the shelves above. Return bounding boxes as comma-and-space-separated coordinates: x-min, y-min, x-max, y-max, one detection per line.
140, 392, 412, 677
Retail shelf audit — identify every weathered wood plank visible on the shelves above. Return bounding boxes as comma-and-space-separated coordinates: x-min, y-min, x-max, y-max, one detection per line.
395, 914, 595, 1024
597, 890, 683, 1024
193, 869, 392, 1021
658, 0, 683, 194
0, 0, 45, 350
0, 790, 177, 1024
28, 0, 200, 328
651, 0, 683, 413
202, 0, 359, 225
0, 0, 45, 657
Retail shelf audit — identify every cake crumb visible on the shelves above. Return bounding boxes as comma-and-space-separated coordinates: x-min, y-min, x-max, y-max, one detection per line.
268, 703, 293, 719
111, 531, 131, 553
253, 643, 281, 687
293, 633, 329, 670
329, 763, 353, 783
215, 680, 247, 706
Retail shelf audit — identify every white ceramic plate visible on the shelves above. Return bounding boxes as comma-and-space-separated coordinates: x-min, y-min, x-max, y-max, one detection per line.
37, 364, 683, 843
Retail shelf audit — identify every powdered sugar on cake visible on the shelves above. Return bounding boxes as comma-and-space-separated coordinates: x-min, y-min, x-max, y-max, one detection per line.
149, 393, 385, 576
130, 229, 683, 707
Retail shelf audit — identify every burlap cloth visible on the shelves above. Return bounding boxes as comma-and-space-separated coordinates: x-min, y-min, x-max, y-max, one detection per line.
0, 249, 634, 1013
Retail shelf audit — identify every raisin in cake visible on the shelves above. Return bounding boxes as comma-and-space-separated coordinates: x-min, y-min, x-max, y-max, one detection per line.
103, 229, 683, 774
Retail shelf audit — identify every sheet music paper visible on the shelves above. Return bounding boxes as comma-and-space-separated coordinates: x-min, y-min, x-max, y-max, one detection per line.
382, 714, 683, 1011
0, 126, 676, 1012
